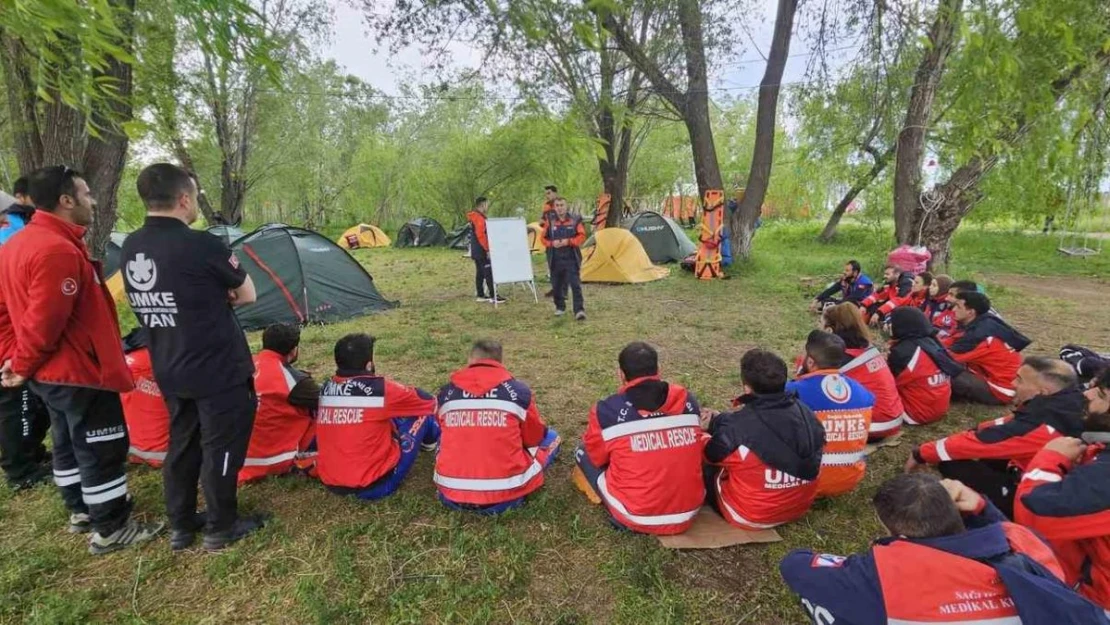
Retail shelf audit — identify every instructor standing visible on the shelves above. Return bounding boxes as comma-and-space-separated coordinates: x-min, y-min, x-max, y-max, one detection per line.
467, 197, 503, 303
123, 163, 262, 551
543, 197, 586, 320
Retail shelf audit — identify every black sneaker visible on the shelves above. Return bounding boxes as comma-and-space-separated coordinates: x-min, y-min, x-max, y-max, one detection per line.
491, 295, 507, 303
170, 512, 207, 551
203, 515, 268, 552
88, 519, 165, 555
575, 311, 586, 321
10, 465, 51, 492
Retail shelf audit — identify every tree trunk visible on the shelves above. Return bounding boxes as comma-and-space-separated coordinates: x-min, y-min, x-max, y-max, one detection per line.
819, 145, 895, 241
83, 0, 136, 259
892, 0, 962, 244
730, 0, 799, 259
0, 32, 44, 173
676, 0, 723, 197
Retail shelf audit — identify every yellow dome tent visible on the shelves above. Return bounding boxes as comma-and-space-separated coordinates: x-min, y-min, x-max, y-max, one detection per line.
526, 222, 545, 254
337, 224, 391, 249
581, 228, 670, 284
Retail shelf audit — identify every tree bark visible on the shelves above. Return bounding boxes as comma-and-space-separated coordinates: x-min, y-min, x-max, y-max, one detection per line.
730, 0, 799, 259
892, 0, 962, 244
819, 144, 895, 241
0, 32, 44, 173
83, 0, 136, 259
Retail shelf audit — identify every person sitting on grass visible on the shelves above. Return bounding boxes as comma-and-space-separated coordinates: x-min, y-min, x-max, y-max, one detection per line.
435, 340, 560, 515
822, 303, 906, 441
1015, 367, 1110, 611
574, 342, 704, 534
907, 357, 1085, 518
788, 331, 874, 497
316, 333, 439, 500
886, 307, 961, 427
809, 259, 874, 313
239, 324, 319, 485
907, 271, 932, 309
1059, 344, 1110, 383
703, 349, 825, 531
924, 273, 956, 337
120, 328, 170, 468
779, 473, 1105, 625
947, 291, 1030, 405
859, 265, 914, 326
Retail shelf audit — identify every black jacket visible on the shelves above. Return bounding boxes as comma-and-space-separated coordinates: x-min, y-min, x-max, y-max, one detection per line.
706, 392, 825, 481
950, 314, 1032, 354
888, 306, 966, 378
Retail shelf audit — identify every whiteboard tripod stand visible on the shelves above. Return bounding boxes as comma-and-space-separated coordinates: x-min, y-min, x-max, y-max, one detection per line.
486, 217, 539, 308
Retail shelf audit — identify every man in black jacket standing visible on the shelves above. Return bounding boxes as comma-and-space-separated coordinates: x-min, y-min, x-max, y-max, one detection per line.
123, 163, 263, 551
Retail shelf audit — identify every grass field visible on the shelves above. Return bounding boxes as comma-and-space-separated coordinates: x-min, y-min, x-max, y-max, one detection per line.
2, 221, 1109, 624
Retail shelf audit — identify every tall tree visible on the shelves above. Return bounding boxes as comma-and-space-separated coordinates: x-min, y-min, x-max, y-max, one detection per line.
367, 0, 673, 225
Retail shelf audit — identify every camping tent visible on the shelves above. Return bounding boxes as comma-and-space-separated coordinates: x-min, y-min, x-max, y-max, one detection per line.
232, 224, 396, 331
394, 217, 448, 247
445, 223, 472, 250
104, 232, 128, 303
622, 212, 697, 263
581, 228, 669, 284
338, 223, 391, 249
208, 225, 246, 244
526, 222, 545, 254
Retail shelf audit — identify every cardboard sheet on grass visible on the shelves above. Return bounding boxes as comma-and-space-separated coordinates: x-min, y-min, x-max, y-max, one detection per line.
657, 507, 782, 549
864, 430, 904, 455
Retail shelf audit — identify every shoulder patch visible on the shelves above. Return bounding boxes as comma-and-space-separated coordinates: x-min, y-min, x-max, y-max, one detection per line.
811, 554, 846, 568
820, 375, 852, 404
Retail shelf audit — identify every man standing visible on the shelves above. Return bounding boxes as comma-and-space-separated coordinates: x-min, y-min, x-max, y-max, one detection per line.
542, 197, 587, 320
123, 163, 262, 552
466, 197, 504, 303
0, 165, 162, 553
0, 175, 52, 491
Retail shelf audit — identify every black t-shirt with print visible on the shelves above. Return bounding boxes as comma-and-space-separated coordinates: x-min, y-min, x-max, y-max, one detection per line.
120, 216, 253, 398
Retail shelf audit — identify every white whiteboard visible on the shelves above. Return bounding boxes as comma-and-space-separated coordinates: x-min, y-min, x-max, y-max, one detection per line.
487, 217, 535, 285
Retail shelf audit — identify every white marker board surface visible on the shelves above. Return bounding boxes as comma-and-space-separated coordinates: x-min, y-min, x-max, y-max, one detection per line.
487, 217, 535, 286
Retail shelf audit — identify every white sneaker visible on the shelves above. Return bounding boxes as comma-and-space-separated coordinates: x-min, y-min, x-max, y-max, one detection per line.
68, 512, 92, 534
554, 309, 565, 317
88, 519, 165, 555
476, 296, 490, 302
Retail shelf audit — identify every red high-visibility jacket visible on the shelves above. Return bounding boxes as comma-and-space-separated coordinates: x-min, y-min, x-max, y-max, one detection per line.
435, 360, 549, 505
583, 377, 705, 535
891, 346, 951, 426
239, 349, 316, 484
121, 347, 170, 467
840, 346, 906, 439
466, 210, 489, 253
0, 211, 132, 391
316, 371, 436, 489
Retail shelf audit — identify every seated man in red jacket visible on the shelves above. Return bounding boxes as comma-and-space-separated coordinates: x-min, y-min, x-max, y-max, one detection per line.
947, 291, 1031, 405
780, 473, 1104, 625
435, 340, 560, 515
1015, 367, 1110, 610
316, 333, 439, 500
859, 265, 913, 326
704, 349, 825, 531
574, 342, 704, 534
120, 329, 170, 468
239, 324, 319, 485
908, 357, 1085, 518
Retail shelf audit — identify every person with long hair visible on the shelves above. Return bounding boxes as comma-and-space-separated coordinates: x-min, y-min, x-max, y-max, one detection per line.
823, 304, 907, 440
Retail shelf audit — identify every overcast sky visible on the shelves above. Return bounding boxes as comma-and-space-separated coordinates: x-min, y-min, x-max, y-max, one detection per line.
323, 0, 840, 99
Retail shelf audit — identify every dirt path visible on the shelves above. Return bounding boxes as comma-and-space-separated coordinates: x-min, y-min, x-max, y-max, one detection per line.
987, 274, 1110, 352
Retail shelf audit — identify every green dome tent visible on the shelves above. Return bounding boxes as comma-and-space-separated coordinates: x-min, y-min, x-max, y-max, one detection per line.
445, 223, 473, 251
622, 212, 697, 263
394, 217, 448, 248
232, 224, 396, 331
207, 225, 246, 244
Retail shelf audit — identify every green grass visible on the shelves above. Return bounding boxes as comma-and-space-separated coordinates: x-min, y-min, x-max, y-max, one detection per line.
4, 221, 1109, 624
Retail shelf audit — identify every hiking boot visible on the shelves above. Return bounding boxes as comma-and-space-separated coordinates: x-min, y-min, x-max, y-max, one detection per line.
170, 512, 207, 551
203, 515, 267, 552
554, 309, 565, 317
575, 311, 586, 321
88, 519, 165, 556
10, 465, 52, 492
68, 512, 92, 534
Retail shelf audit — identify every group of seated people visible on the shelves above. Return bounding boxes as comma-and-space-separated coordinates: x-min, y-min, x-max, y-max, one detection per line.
116, 268, 1110, 620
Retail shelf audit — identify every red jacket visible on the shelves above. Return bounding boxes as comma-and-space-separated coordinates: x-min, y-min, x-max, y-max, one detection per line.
840, 347, 905, 439
121, 347, 170, 467
891, 346, 951, 426
1015, 443, 1110, 609
240, 349, 316, 484
583, 377, 705, 535
435, 360, 550, 505
0, 211, 132, 392
316, 371, 436, 489
541, 214, 586, 249
466, 210, 489, 253
915, 388, 1086, 469
950, 335, 1022, 402
860, 274, 913, 320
